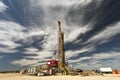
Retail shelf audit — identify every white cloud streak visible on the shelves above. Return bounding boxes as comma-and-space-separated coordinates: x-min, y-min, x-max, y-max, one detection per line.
41, 0, 93, 7
0, 56, 2, 59
24, 51, 54, 59
65, 24, 92, 43
71, 51, 120, 69
66, 46, 94, 59
0, 21, 26, 41
0, 21, 26, 53
92, 52, 120, 60
0, 47, 19, 53
0, 40, 20, 48
0, 1, 8, 12
85, 22, 120, 45
11, 47, 54, 66
11, 59, 39, 66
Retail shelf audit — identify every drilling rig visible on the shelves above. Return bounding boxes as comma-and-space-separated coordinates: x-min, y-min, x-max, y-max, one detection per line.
57, 21, 70, 75
57, 21, 65, 64
27, 21, 70, 76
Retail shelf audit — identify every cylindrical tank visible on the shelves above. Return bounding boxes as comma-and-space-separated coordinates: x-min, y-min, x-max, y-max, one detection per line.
47, 60, 58, 67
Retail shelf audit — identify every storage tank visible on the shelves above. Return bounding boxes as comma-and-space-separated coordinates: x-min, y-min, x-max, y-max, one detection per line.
47, 60, 58, 67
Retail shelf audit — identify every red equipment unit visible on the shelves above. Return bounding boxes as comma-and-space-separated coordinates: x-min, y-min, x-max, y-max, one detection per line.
114, 69, 119, 74
47, 60, 58, 67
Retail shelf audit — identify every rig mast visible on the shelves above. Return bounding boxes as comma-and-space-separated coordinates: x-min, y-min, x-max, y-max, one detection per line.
57, 21, 65, 64
57, 21, 69, 75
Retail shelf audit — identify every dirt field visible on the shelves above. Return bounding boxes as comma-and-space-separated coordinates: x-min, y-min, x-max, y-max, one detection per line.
0, 73, 120, 80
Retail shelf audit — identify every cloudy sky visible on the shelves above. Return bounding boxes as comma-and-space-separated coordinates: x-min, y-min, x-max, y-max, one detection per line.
0, 0, 120, 71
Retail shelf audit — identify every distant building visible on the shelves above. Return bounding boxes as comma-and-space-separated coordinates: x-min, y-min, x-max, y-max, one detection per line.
100, 67, 113, 74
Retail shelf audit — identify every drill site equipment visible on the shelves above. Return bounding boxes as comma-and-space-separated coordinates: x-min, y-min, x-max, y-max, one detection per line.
47, 59, 58, 75
27, 65, 42, 76
27, 21, 71, 76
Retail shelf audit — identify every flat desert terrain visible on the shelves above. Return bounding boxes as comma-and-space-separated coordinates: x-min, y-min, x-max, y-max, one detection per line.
0, 73, 120, 80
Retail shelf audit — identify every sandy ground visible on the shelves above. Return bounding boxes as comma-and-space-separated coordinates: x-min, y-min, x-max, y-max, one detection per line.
0, 73, 120, 80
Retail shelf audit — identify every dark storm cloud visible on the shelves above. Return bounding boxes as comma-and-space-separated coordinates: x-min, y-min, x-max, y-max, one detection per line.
66, 0, 120, 27
65, 0, 120, 49
84, 0, 120, 39
1, 0, 44, 27
0, 0, 46, 70
65, 0, 100, 26
15, 34, 44, 51
64, 0, 120, 67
